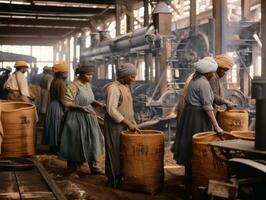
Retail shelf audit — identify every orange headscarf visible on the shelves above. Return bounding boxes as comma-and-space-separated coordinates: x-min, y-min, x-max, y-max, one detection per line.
215, 54, 234, 70
52, 63, 69, 72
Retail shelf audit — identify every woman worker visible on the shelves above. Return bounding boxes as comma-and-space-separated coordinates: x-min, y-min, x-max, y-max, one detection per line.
173, 56, 224, 186
59, 63, 104, 175
42, 63, 68, 152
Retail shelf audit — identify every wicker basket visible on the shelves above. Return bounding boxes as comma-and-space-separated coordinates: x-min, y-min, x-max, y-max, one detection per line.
192, 131, 236, 189
1, 101, 35, 157
217, 110, 248, 131
229, 131, 255, 141
121, 130, 164, 194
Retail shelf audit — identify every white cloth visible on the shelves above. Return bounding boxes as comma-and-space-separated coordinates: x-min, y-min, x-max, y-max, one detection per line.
194, 56, 218, 74
4, 71, 30, 97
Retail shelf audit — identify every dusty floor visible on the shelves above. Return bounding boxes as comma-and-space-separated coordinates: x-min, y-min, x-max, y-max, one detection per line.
36, 145, 188, 200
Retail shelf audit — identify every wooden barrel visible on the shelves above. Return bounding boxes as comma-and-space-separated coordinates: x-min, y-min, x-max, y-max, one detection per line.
1, 102, 35, 157
192, 131, 236, 189
229, 131, 255, 141
121, 130, 164, 194
217, 110, 248, 131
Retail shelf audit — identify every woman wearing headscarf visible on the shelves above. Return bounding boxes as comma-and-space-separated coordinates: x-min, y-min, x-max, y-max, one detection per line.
104, 62, 139, 188
42, 63, 68, 152
209, 54, 236, 108
59, 63, 104, 175
172, 57, 224, 186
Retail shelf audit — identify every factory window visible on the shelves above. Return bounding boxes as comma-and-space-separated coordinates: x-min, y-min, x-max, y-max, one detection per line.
108, 64, 113, 79
0, 45, 53, 70
107, 20, 116, 38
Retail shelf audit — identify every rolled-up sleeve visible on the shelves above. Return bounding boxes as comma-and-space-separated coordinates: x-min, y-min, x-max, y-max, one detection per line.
64, 83, 77, 105
199, 84, 214, 111
106, 85, 124, 123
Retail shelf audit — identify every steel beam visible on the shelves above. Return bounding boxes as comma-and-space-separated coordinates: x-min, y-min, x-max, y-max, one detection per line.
0, 17, 90, 28
0, 3, 115, 16
0, 26, 74, 36
0, 0, 115, 5
0, 37, 59, 45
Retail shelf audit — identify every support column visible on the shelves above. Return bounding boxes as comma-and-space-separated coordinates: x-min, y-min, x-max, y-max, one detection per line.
73, 35, 78, 70
126, 0, 134, 33
240, 0, 251, 95
262, 0, 266, 77
59, 41, 64, 62
79, 31, 86, 57
144, 0, 152, 82
213, 0, 228, 55
152, 2, 172, 95
190, 0, 197, 31
115, 0, 122, 36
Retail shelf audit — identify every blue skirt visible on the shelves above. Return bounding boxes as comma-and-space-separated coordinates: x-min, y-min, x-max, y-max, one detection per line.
42, 100, 64, 147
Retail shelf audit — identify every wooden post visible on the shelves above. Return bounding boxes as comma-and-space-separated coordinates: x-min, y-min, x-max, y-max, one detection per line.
115, 0, 122, 36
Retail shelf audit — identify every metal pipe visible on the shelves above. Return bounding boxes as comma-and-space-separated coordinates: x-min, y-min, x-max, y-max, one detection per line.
80, 26, 155, 60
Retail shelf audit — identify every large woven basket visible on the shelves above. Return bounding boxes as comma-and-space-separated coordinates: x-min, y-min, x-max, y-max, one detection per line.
0, 101, 35, 157
192, 131, 235, 189
230, 131, 255, 141
121, 130, 164, 194
217, 110, 248, 131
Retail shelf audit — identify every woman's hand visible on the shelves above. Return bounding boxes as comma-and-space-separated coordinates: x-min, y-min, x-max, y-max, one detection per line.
81, 106, 96, 115
215, 126, 223, 134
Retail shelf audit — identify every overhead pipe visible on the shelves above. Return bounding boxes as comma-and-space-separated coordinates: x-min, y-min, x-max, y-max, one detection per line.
80, 25, 156, 62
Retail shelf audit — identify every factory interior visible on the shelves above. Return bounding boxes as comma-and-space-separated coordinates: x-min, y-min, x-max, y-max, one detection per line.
0, 0, 266, 199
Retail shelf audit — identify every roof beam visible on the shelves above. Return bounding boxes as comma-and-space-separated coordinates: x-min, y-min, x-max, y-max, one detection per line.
0, 0, 115, 5
0, 17, 91, 28
0, 26, 75, 36
0, 37, 59, 45
0, 3, 115, 16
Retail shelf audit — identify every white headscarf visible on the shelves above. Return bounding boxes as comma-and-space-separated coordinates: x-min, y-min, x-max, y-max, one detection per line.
194, 56, 218, 74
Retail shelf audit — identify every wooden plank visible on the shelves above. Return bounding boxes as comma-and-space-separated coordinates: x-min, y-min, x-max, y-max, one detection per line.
0, 172, 20, 199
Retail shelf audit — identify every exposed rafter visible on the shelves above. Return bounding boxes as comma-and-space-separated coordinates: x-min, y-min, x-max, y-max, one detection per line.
0, 26, 75, 36
0, 0, 115, 5
0, 3, 115, 16
0, 37, 59, 45
0, 17, 91, 28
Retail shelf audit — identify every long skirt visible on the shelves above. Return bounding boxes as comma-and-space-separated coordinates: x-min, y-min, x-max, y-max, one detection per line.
172, 104, 212, 175
42, 100, 64, 148
59, 110, 104, 163
104, 114, 127, 184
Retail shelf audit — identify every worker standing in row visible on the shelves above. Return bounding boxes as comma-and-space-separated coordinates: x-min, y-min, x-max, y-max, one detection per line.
42, 63, 69, 152
104, 63, 139, 188
4, 61, 33, 103
59, 63, 105, 176
173, 57, 224, 187
210, 54, 236, 109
